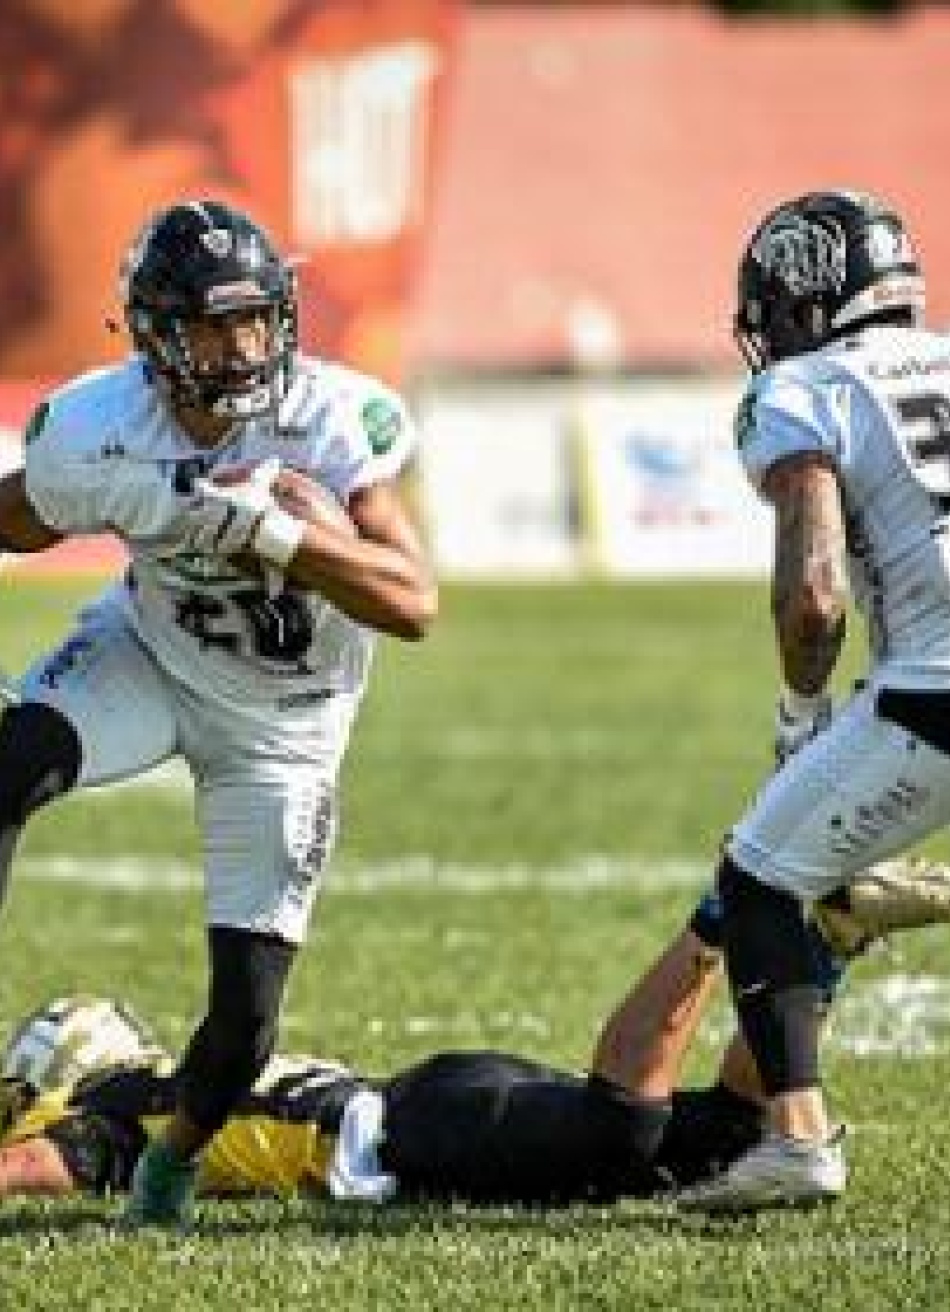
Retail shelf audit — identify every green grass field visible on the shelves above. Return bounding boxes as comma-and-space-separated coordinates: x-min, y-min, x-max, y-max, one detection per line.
1, 578, 949, 1310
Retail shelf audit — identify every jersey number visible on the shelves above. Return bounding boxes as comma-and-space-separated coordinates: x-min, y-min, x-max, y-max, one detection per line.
891, 390, 950, 500
175, 587, 314, 666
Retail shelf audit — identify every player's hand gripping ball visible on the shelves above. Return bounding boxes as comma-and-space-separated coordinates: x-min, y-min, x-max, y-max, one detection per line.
269, 466, 356, 538
211, 461, 355, 580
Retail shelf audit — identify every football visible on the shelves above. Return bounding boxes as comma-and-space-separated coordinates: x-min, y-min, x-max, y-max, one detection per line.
209, 461, 355, 537
269, 466, 356, 537
209, 462, 357, 579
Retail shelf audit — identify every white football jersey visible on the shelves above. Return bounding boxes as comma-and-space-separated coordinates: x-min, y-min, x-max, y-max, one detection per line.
23, 354, 415, 714
736, 325, 950, 687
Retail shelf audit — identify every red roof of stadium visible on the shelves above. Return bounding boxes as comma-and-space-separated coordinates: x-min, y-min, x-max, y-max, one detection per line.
407, 3, 950, 373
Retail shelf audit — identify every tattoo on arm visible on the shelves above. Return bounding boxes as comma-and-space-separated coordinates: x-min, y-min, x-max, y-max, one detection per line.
766, 456, 848, 695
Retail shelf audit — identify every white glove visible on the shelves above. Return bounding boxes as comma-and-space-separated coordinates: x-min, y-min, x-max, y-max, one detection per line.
171, 460, 303, 571
774, 686, 833, 767
171, 458, 278, 556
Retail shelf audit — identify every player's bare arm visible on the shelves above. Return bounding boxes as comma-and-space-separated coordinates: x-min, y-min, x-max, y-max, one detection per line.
764, 451, 848, 695
0, 468, 62, 553
282, 478, 438, 642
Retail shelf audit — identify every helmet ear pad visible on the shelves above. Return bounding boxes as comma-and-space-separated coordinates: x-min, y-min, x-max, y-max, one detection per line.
746, 283, 826, 367
773, 296, 828, 362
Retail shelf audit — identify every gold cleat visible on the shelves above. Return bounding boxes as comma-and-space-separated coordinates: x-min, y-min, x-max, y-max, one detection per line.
814, 858, 950, 959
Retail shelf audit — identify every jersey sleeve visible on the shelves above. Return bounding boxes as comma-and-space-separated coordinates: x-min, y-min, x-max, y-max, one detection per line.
735, 365, 851, 493
23, 391, 185, 541
313, 380, 417, 504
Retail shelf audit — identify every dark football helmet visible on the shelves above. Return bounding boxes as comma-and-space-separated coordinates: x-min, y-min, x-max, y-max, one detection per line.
121, 199, 297, 419
734, 190, 925, 372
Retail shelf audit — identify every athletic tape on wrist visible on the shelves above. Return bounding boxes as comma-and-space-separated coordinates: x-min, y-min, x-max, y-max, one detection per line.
253, 505, 306, 569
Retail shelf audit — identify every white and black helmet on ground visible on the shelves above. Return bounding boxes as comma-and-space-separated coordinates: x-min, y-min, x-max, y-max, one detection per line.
1, 996, 166, 1098
734, 190, 926, 372
121, 198, 298, 420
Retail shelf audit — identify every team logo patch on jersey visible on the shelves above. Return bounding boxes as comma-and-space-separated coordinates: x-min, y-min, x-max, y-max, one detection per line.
24, 401, 50, 445
360, 397, 402, 455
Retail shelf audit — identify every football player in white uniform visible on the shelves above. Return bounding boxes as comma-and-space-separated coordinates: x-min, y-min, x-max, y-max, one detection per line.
678, 189, 950, 1211
0, 199, 437, 1226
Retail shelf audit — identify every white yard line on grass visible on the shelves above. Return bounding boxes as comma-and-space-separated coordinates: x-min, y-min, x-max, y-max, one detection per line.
17, 854, 950, 1059
16, 853, 708, 892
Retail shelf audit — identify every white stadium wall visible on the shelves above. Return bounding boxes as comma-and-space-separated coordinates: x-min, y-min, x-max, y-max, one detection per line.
414, 375, 773, 579
413, 383, 582, 579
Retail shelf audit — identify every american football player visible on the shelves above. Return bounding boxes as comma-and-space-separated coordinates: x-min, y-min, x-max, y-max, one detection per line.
0, 990, 677, 1207
0, 198, 437, 1227
670, 189, 950, 1211
3, 854, 950, 1211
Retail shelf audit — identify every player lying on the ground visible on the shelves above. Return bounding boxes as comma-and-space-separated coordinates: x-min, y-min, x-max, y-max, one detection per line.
0, 998, 665, 1206
0, 857, 946, 1208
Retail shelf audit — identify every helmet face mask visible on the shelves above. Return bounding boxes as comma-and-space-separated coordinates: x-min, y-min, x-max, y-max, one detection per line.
168, 305, 283, 415
735, 190, 925, 372
121, 200, 298, 421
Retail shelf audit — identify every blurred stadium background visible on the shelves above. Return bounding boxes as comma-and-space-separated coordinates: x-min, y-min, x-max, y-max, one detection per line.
3, 3, 950, 1307
2, 0, 948, 582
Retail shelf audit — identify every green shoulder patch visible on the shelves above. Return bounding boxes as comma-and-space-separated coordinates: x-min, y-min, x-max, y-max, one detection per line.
734, 389, 758, 451
360, 396, 402, 456
23, 400, 50, 446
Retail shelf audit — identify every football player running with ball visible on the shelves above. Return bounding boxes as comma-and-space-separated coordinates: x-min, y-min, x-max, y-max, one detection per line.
675, 190, 950, 1211
0, 199, 437, 1227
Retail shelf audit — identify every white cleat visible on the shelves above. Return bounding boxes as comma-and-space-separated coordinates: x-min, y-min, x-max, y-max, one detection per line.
815, 858, 950, 959
327, 1089, 397, 1203
676, 1128, 846, 1213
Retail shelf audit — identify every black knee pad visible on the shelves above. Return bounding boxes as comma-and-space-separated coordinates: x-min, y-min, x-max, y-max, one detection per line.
717, 856, 825, 1096
717, 857, 815, 991
0, 702, 81, 824
177, 927, 296, 1133
687, 886, 724, 951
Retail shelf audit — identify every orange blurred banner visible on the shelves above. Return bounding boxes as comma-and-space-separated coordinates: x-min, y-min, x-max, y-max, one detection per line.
0, 0, 460, 386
